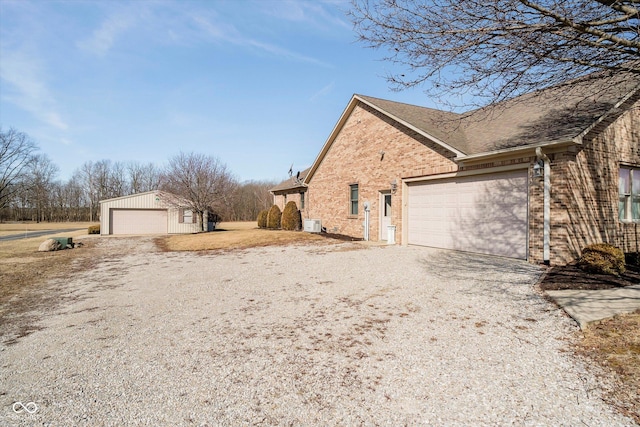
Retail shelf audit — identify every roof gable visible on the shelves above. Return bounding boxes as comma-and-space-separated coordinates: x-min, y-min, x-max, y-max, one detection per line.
305, 71, 639, 181
305, 94, 466, 183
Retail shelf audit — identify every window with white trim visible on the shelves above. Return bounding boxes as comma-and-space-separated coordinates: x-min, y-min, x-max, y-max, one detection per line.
300, 191, 305, 210
349, 184, 359, 216
180, 208, 194, 224
619, 166, 640, 221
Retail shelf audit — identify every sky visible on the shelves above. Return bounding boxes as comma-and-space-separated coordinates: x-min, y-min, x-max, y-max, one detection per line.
0, 0, 440, 184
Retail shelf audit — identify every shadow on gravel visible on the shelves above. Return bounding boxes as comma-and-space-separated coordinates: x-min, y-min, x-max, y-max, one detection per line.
418, 249, 545, 303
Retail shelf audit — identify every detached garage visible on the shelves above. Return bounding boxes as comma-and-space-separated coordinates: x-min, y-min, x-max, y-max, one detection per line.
100, 191, 200, 235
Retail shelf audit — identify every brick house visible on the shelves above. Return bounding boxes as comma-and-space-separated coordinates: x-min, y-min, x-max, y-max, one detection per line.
271, 168, 309, 214
294, 72, 640, 265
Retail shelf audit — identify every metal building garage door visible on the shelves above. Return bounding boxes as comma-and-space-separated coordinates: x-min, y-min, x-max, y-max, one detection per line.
110, 209, 168, 235
407, 170, 528, 259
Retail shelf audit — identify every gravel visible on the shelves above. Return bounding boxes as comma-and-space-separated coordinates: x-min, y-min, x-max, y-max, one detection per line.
1, 237, 634, 426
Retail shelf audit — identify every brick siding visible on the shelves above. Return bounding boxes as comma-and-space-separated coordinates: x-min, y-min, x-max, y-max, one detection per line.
306, 102, 457, 240
305, 99, 639, 264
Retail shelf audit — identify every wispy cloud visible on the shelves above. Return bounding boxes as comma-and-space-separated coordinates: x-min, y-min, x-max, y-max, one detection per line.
310, 81, 335, 102
259, 0, 351, 31
191, 14, 333, 68
76, 7, 137, 56
0, 51, 68, 131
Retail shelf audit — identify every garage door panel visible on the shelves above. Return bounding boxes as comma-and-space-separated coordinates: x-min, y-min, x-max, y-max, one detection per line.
407, 171, 528, 259
110, 209, 168, 235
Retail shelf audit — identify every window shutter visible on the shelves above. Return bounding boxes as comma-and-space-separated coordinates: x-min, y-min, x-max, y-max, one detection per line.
178, 208, 184, 223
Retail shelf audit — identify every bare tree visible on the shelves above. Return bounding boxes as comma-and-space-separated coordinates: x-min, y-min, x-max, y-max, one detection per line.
350, 0, 640, 107
0, 128, 38, 209
22, 154, 59, 222
227, 180, 278, 221
161, 152, 237, 231
127, 161, 161, 193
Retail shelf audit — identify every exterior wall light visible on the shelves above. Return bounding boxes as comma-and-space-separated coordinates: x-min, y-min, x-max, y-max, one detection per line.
390, 179, 398, 194
533, 159, 544, 178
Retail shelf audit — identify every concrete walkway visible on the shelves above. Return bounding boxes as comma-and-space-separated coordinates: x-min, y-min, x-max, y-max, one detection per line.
546, 284, 640, 329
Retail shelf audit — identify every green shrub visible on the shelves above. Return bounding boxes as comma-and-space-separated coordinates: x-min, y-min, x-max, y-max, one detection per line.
257, 210, 268, 229
88, 224, 100, 234
281, 201, 302, 231
266, 204, 282, 229
578, 243, 626, 276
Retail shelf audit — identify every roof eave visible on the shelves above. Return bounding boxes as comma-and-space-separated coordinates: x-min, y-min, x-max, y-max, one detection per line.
574, 83, 640, 144
355, 95, 466, 158
455, 139, 578, 165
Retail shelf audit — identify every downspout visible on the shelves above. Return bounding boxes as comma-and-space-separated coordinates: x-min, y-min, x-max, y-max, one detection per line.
363, 201, 370, 241
536, 147, 551, 265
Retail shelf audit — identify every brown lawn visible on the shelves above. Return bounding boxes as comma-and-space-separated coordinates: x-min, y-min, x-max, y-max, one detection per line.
158, 221, 333, 251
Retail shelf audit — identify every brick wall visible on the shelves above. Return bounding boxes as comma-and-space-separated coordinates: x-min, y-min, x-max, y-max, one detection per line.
545, 101, 640, 264
306, 102, 457, 241
306, 98, 639, 264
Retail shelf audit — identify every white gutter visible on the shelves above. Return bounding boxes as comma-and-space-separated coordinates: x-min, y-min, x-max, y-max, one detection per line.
456, 139, 575, 164
536, 147, 551, 265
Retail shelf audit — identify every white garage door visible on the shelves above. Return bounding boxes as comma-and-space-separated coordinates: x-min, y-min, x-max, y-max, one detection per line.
110, 209, 168, 235
407, 170, 528, 259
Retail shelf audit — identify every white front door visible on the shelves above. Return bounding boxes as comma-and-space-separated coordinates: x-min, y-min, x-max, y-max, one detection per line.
380, 192, 392, 240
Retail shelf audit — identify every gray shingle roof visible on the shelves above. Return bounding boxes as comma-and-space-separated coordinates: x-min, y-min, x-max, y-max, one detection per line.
359, 72, 640, 156
270, 167, 310, 193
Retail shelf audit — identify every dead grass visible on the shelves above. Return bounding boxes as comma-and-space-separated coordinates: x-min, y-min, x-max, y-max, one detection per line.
159, 221, 332, 252
0, 225, 100, 344
0, 221, 97, 236
576, 311, 640, 423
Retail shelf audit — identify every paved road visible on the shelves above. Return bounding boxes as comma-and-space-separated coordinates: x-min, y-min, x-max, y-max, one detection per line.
0, 228, 84, 242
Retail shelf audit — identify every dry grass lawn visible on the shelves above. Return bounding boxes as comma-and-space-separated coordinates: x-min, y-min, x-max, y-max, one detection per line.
576, 311, 640, 423
0, 222, 100, 343
159, 221, 331, 251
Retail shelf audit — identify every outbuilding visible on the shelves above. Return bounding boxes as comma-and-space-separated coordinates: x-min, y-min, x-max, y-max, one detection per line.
99, 190, 204, 235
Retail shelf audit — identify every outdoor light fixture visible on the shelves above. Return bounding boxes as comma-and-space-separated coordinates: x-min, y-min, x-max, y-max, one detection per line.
390, 179, 398, 194
533, 159, 544, 178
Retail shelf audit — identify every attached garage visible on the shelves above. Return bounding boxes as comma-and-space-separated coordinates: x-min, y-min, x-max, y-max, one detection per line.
406, 169, 528, 259
100, 191, 201, 236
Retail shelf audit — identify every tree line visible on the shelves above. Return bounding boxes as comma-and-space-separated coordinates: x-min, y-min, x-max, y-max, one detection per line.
0, 127, 277, 224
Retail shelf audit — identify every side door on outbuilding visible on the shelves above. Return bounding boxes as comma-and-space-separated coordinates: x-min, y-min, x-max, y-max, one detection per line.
406, 169, 528, 259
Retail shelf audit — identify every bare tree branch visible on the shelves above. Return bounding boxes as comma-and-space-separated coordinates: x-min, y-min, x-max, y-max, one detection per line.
349, 0, 640, 107
0, 128, 38, 209
160, 152, 238, 231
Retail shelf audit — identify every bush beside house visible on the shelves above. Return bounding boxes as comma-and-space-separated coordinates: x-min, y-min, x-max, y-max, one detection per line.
578, 243, 626, 276
281, 201, 302, 231
266, 205, 282, 229
257, 210, 268, 229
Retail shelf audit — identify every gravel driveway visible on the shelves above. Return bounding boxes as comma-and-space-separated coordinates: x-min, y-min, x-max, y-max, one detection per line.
0, 237, 632, 425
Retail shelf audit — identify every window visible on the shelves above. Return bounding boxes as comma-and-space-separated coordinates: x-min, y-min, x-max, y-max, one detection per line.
180, 208, 194, 224
619, 166, 640, 221
300, 191, 305, 210
350, 184, 359, 215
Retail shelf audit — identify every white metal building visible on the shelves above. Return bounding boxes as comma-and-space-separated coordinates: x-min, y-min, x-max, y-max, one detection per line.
99, 191, 202, 235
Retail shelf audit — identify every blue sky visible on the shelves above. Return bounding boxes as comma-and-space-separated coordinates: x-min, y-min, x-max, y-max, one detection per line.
0, 0, 439, 183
